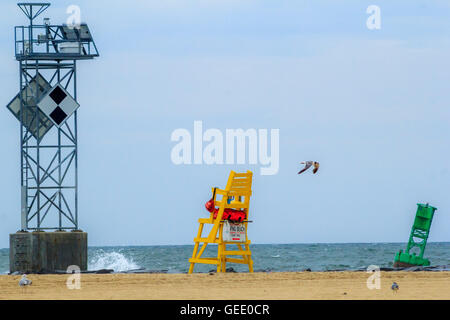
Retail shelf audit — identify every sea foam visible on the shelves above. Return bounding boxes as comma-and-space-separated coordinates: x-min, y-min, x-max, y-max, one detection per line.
89, 250, 139, 272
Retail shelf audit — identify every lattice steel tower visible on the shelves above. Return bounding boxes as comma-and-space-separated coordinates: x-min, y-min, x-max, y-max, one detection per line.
6, 3, 99, 231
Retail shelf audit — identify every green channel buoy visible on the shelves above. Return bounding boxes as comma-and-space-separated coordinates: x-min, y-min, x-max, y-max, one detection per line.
394, 203, 437, 268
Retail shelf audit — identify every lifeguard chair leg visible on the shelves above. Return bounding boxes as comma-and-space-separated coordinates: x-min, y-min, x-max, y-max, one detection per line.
217, 243, 222, 272
219, 243, 227, 272
217, 229, 222, 272
189, 242, 210, 273
246, 244, 254, 272
237, 244, 248, 270
217, 226, 225, 272
188, 222, 205, 274
235, 243, 253, 272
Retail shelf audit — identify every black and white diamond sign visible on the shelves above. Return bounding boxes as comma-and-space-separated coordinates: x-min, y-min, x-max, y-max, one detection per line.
37, 84, 80, 127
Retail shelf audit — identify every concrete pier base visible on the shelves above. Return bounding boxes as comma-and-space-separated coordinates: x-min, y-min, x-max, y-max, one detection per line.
9, 231, 87, 274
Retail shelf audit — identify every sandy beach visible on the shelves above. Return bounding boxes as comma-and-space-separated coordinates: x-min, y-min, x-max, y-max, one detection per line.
0, 271, 449, 300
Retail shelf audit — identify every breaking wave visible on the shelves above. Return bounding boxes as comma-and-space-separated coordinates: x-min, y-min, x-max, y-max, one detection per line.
88, 250, 139, 272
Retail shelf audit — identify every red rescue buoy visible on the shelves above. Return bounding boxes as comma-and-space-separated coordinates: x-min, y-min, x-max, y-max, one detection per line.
205, 187, 217, 213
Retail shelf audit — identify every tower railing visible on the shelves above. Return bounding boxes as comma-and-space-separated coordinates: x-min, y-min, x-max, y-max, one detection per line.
14, 24, 99, 60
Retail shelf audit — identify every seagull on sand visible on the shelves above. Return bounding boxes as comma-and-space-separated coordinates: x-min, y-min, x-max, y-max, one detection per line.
19, 274, 32, 287
19, 274, 32, 293
298, 161, 319, 175
391, 282, 399, 294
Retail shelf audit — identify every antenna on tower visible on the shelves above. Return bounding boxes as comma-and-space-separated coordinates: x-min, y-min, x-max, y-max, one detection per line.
17, 2, 50, 25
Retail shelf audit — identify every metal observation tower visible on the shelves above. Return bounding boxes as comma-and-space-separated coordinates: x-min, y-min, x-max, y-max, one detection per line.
6, 3, 99, 232
7, 2, 99, 273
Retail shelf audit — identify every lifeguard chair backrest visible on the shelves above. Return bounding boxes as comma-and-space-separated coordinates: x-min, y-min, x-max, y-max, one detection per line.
224, 170, 253, 211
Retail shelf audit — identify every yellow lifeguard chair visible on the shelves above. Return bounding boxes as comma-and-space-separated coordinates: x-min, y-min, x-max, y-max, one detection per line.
188, 170, 254, 273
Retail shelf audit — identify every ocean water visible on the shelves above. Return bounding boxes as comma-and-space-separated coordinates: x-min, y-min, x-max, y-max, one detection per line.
0, 242, 449, 274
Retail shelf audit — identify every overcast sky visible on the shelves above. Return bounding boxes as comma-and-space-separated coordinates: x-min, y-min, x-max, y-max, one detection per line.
0, 0, 449, 248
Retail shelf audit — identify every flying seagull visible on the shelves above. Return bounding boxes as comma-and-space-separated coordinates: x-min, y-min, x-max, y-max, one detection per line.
298, 161, 319, 175
391, 282, 399, 293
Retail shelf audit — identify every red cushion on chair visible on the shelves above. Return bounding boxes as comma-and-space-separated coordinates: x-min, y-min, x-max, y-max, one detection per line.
205, 199, 246, 222
212, 208, 246, 222
229, 210, 246, 222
